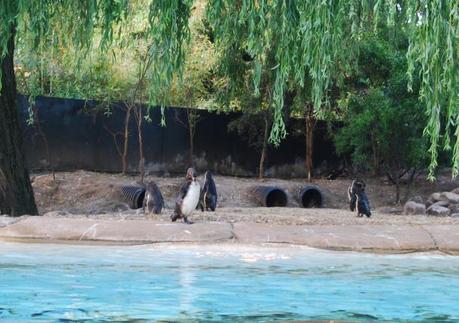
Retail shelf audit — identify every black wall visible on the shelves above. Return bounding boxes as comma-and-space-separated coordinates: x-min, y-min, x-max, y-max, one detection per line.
19, 95, 339, 177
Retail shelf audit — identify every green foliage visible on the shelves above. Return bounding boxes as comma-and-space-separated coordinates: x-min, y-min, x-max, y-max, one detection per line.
2, 0, 192, 115
2, 0, 459, 177
335, 31, 428, 177
336, 88, 428, 174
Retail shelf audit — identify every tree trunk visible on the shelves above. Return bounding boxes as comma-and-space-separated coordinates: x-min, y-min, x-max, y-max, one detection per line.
403, 169, 416, 203
305, 105, 315, 181
259, 115, 269, 179
122, 105, 132, 174
395, 178, 401, 205
371, 134, 381, 175
188, 121, 194, 166
135, 105, 145, 184
187, 109, 194, 166
0, 25, 38, 216
33, 106, 54, 181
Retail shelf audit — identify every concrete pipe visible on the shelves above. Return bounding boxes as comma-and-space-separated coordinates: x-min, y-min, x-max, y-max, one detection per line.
298, 185, 323, 208
120, 186, 146, 209
252, 186, 288, 207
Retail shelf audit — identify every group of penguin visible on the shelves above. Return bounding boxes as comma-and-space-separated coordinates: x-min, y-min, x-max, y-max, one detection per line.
142, 167, 217, 224
142, 168, 371, 224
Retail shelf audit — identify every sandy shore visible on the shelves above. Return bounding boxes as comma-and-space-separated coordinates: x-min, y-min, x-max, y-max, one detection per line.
2, 171, 459, 254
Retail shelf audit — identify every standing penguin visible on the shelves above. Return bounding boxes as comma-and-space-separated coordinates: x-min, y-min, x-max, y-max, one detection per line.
143, 181, 164, 215
199, 171, 217, 211
347, 179, 371, 217
171, 167, 200, 224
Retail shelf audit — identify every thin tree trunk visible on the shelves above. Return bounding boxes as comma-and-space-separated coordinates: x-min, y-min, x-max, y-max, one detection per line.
135, 105, 145, 184
259, 115, 269, 179
187, 109, 195, 166
33, 106, 54, 181
188, 117, 194, 166
403, 168, 416, 203
305, 105, 315, 181
122, 104, 132, 174
0, 24, 38, 216
371, 134, 380, 175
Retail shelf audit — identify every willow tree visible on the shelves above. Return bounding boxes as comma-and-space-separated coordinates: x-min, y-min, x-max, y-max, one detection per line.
1, 1, 459, 215
207, 0, 459, 180
0, 0, 192, 215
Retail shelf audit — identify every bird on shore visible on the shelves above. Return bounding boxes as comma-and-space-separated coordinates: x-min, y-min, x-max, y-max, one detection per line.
143, 181, 164, 215
171, 167, 200, 224
348, 179, 371, 217
199, 171, 217, 212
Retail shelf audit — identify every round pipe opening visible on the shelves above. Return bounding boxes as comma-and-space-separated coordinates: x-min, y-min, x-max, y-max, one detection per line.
265, 189, 288, 207
252, 186, 288, 207
134, 190, 146, 209
299, 186, 323, 208
121, 186, 146, 209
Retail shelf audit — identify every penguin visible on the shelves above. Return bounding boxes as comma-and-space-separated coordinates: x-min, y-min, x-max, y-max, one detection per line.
348, 179, 371, 217
142, 181, 164, 215
199, 171, 217, 212
171, 167, 200, 224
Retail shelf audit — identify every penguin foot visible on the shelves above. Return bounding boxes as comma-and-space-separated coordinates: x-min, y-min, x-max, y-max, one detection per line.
183, 217, 194, 225
171, 213, 178, 222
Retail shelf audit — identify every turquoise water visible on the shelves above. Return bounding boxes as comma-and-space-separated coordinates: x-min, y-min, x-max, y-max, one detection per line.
1, 243, 459, 322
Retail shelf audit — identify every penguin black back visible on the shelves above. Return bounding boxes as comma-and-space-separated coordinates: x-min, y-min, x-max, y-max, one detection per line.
200, 171, 217, 211
143, 181, 164, 215
348, 179, 371, 217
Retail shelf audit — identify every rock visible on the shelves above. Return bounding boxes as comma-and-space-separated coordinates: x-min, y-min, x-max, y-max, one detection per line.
404, 201, 426, 215
429, 192, 443, 203
426, 192, 444, 208
451, 187, 459, 195
408, 196, 424, 204
441, 192, 459, 204
451, 213, 459, 217
448, 204, 459, 213
427, 205, 451, 217
430, 200, 449, 208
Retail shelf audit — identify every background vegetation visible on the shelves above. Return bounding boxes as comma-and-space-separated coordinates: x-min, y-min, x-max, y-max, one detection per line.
1, 0, 458, 215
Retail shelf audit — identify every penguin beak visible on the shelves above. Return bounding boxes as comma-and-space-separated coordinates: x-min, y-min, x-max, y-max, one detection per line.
186, 168, 197, 181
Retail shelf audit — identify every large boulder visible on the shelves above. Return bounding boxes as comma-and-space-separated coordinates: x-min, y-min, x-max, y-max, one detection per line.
427, 204, 451, 216
408, 196, 424, 204
440, 192, 459, 204
426, 192, 443, 207
430, 200, 449, 208
403, 201, 426, 215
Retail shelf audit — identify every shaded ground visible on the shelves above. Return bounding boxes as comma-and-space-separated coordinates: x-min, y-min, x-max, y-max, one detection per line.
29, 170, 459, 225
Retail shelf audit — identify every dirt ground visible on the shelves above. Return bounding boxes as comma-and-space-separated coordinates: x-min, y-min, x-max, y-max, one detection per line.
29, 170, 459, 225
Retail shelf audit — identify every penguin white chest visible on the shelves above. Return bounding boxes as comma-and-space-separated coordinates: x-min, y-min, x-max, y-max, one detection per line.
181, 181, 200, 216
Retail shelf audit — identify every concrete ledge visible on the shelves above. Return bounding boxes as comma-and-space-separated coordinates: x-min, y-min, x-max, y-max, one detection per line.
0, 217, 233, 243
1, 217, 459, 254
422, 225, 459, 254
233, 223, 436, 252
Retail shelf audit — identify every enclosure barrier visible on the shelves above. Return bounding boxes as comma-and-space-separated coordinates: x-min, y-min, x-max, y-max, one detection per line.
298, 185, 323, 208
120, 186, 146, 209
252, 186, 288, 207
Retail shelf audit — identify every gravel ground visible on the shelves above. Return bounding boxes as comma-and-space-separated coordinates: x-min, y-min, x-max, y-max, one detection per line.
29, 170, 459, 226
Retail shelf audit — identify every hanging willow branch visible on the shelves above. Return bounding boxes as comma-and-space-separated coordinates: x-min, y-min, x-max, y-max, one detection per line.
207, 0, 459, 178
1, 0, 458, 178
